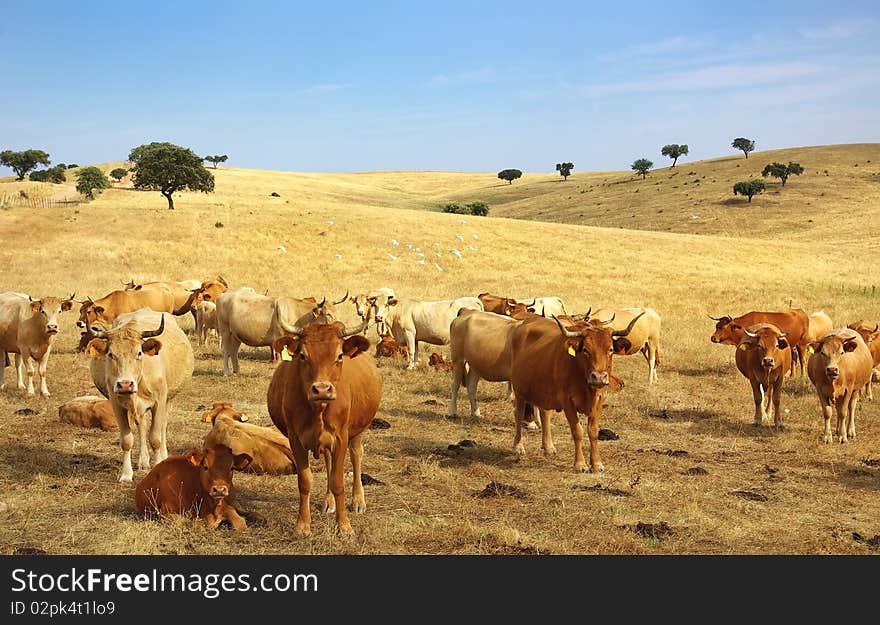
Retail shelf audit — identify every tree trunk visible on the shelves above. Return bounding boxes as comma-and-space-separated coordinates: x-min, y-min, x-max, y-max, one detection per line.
508, 179, 512, 184
744, 151, 749, 159
163, 191, 175, 210
672, 157, 677, 167
748, 195, 753, 202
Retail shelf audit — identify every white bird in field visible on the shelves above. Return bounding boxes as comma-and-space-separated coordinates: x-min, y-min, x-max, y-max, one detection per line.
416, 252, 425, 257
456, 235, 465, 241
387, 253, 398, 261
467, 245, 478, 251
406, 243, 413, 249
327, 220, 334, 225
450, 249, 462, 260
335, 253, 343, 260
434, 263, 443, 272
391, 239, 400, 246
416, 259, 426, 265
434, 252, 442, 258
459, 220, 467, 224
277, 245, 287, 253
472, 234, 480, 240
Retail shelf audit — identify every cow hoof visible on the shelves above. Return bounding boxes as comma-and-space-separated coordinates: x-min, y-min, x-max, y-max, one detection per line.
838, 438, 848, 445
513, 444, 526, 456
543, 446, 557, 457
118, 474, 133, 483
351, 501, 366, 514
524, 421, 539, 431
472, 409, 482, 418
294, 523, 311, 536
337, 524, 354, 537
323, 496, 336, 514
589, 464, 605, 474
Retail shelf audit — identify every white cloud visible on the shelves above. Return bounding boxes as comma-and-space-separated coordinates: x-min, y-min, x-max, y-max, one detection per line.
800, 18, 878, 41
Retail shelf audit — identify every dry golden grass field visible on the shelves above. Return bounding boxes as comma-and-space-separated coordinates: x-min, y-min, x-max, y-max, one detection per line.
1, 143, 880, 554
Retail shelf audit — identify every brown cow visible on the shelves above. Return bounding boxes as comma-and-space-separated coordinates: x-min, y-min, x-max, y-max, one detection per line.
267, 316, 379, 536
202, 402, 295, 474
477, 293, 536, 317
134, 444, 252, 530
509, 313, 641, 472
734, 324, 792, 429
710, 309, 809, 374
0, 292, 74, 397
807, 328, 874, 444
58, 396, 121, 431
375, 332, 409, 360
77, 287, 175, 331
846, 320, 880, 399
428, 352, 453, 371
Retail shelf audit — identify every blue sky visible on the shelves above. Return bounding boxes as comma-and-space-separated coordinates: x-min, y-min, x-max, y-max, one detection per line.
1, 1, 878, 173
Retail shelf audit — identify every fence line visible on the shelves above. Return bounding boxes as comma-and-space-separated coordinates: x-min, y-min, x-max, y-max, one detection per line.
0, 193, 85, 210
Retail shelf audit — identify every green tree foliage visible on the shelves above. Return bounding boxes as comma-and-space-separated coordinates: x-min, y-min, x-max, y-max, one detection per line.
129, 142, 215, 209
442, 201, 489, 216
761, 161, 804, 187
555, 162, 574, 181
497, 169, 522, 184
67, 163, 79, 168
631, 158, 653, 179
0, 149, 51, 180
467, 201, 489, 216
733, 179, 766, 202
110, 167, 128, 182
731, 137, 756, 159
204, 154, 228, 169
75, 167, 110, 200
661, 144, 689, 167
442, 202, 469, 214
29, 165, 66, 183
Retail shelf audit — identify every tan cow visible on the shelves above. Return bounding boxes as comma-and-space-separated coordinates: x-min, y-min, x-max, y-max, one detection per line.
734, 324, 792, 429
58, 396, 120, 430
0, 292, 74, 397
350, 288, 395, 335
216, 287, 346, 376
202, 402, 295, 475
86, 309, 194, 481
77, 287, 175, 332
195, 301, 219, 347
122, 278, 204, 317
591, 307, 662, 384
807, 311, 834, 342
807, 328, 874, 444
846, 320, 880, 399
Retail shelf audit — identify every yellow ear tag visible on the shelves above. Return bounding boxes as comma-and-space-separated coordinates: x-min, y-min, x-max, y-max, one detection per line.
567, 346, 577, 357
281, 346, 293, 361
738, 344, 747, 350
188, 455, 200, 467
807, 346, 814, 354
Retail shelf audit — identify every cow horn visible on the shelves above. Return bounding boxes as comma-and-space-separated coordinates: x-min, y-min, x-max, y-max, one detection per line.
66, 292, 76, 302
333, 290, 349, 305
89, 327, 108, 339
541, 306, 545, 317
708, 315, 724, 321
873, 324, 879, 333
339, 308, 371, 337
744, 328, 758, 338
527, 298, 536, 306
612, 311, 645, 337
584, 307, 592, 320
277, 315, 303, 335
140, 316, 165, 339
217, 275, 228, 287
601, 313, 616, 326
317, 297, 327, 308
552, 315, 581, 338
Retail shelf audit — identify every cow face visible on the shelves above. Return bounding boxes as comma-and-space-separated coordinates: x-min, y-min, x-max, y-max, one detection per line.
28, 296, 71, 335
194, 280, 227, 305
847, 320, 880, 345
77, 300, 110, 330
738, 325, 789, 370
273, 322, 370, 403
375, 333, 399, 358
351, 294, 372, 320
563, 326, 616, 388
85, 318, 165, 396
187, 445, 252, 501
202, 402, 248, 423
809, 334, 861, 381
710, 316, 743, 345
370, 293, 398, 326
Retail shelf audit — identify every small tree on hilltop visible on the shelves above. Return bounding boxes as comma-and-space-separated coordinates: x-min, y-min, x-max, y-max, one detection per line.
204, 154, 228, 169
497, 169, 522, 184
76, 167, 110, 200
467, 201, 489, 216
556, 162, 574, 181
733, 179, 766, 203
631, 158, 653, 179
29, 165, 66, 184
661, 144, 689, 167
731, 137, 756, 159
0, 149, 51, 180
110, 168, 128, 183
129, 142, 215, 209
762, 161, 804, 187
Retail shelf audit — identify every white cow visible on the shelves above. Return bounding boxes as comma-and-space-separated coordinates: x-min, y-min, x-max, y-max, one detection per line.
515, 296, 567, 318
370, 292, 484, 369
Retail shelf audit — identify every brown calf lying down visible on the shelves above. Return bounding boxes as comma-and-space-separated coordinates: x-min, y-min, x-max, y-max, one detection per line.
428, 352, 453, 371
58, 395, 131, 431
375, 332, 409, 360
202, 402, 295, 474
135, 444, 252, 530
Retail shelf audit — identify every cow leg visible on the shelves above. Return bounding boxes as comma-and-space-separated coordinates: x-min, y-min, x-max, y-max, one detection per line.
115, 403, 136, 482
540, 408, 556, 456
750, 382, 765, 426
349, 433, 366, 513
137, 407, 151, 471
772, 377, 784, 430
563, 406, 590, 472
322, 448, 335, 514
448, 358, 464, 418
19, 350, 36, 395
150, 398, 168, 466
223, 503, 248, 531
404, 330, 417, 370
0, 354, 5, 390
646, 342, 659, 384
847, 390, 859, 440
37, 349, 51, 397
820, 401, 834, 444
330, 435, 353, 535
290, 438, 312, 535
465, 368, 481, 418
836, 392, 850, 444
512, 397, 527, 456
865, 377, 873, 401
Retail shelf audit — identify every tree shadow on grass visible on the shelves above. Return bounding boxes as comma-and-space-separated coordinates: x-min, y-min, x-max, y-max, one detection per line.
0, 441, 109, 482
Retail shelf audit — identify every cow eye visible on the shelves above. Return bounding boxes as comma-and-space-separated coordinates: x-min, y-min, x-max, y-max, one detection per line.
136, 351, 143, 359
107, 352, 115, 360
299, 353, 307, 361
337, 353, 344, 362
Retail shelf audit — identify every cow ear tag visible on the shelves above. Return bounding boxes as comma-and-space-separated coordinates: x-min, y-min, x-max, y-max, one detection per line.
807, 346, 814, 354
739, 344, 747, 351
567, 346, 577, 357
281, 346, 293, 361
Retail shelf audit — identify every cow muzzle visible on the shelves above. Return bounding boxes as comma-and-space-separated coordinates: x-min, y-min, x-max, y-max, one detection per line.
115, 379, 137, 395
210, 485, 229, 500
762, 358, 774, 369
309, 382, 337, 402
825, 367, 839, 380
46, 325, 58, 334
76, 321, 86, 329
588, 371, 610, 388
710, 336, 720, 343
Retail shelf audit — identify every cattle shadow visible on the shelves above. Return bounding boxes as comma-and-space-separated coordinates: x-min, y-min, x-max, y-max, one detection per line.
0, 441, 109, 482
648, 407, 720, 422
685, 413, 786, 439
672, 365, 732, 378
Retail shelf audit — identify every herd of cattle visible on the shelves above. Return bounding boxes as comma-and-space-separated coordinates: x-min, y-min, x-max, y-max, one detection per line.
1, 278, 879, 535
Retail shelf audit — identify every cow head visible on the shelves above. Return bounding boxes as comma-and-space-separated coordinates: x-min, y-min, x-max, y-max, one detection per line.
847, 320, 880, 345
504, 298, 536, 317
272, 317, 370, 404
808, 331, 863, 381
369, 291, 398, 327
553, 312, 643, 388
202, 401, 248, 424
375, 333, 399, 358
186, 444, 252, 501
428, 352, 451, 370
709, 314, 741, 345
738, 324, 789, 370
120, 279, 139, 291
85, 316, 166, 396
192, 277, 229, 305
77, 297, 111, 330
28, 294, 74, 336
